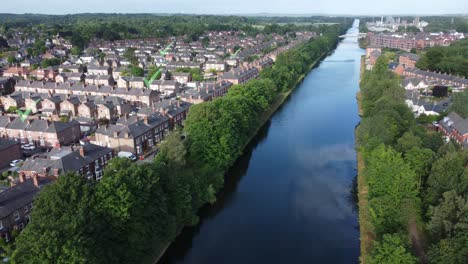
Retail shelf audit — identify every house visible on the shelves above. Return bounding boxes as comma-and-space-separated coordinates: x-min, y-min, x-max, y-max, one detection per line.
0, 117, 81, 148
405, 90, 449, 117
403, 68, 468, 88
218, 66, 259, 85
85, 75, 115, 86
205, 60, 226, 72
154, 99, 191, 128
78, 101, 97, 119
86, 65, 111, 75
58, 65, 83, 73
402, 78, 427, 90
2, 67, 30, 78
0, 77, 15, 95
0, 139, 22, 169
94, 113, 169, 156
171, 72, 191, 84
398, 53, 420, 68
20, 143, 114, 181
1, 94, 24, 111
150, 80, 180, 97
56, 72, 85, 83
60, 97, 82, 117
0, 178, 45, 242
439, 112, 468, 147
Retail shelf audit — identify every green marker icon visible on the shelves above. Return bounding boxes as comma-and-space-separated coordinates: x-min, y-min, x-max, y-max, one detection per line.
231, 49, 241, 59
143, 68, 163, 88
17, 99, 41, 122
159, 42, 174, 56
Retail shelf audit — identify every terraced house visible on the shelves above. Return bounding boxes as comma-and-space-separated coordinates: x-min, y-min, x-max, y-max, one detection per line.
0, 117, 81, 148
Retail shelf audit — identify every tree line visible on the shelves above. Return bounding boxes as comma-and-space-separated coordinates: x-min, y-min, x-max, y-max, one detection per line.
357, 56, 467, 263
7, 23, 347, 263
416, 39, 468, 79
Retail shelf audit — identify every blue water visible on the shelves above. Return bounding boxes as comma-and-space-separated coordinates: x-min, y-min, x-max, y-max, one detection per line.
160, 20, 364, 264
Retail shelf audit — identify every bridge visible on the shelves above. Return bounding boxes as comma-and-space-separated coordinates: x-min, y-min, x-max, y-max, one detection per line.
339, 33, 367, 38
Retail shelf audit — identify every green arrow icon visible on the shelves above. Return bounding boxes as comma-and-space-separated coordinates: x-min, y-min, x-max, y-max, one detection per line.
230, 48, 241, 59
159, 42, 174, 56
143, 68, 163, 88
17, 98, 41, 122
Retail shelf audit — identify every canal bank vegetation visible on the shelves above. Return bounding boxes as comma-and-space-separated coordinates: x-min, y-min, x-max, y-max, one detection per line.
8, 24, 349, 264
356, 56, 468, 264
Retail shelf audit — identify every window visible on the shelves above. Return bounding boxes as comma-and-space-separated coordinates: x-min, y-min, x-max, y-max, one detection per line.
18, 223, 24, 230
14, 210, 20, 221
24, 205, 29, 213
25, 215, 31, 224
0, 220, 3, 229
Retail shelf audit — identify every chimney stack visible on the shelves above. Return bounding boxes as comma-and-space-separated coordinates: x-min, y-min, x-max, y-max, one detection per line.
19, 172, 25, 183
79, 146, 86, 157
32, 174, 39, 187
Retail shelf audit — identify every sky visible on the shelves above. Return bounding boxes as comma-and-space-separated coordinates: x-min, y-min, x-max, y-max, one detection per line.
1, 0, 467, 15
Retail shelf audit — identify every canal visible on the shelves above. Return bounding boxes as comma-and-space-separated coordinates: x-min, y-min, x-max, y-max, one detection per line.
160, 20, 364, 264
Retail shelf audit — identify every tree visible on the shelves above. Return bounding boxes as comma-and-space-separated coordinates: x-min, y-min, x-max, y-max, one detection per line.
123, 47, 138, 65
427, 190, 467, 241
425, 152, 467, 205
366, 145, 418, 234
427, 234, 468, 264
369, 234, 417, 264
396, 132, 422, 154
450, 89, 468, 118
404, 147, 434, 189
11, 174, 100, 263
7, 55, 15, 65
130, 66, 144, 77
70, 47, 82, 56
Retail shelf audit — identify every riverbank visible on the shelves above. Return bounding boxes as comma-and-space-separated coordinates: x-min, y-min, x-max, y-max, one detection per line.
149, 48, 332, 264
356, 52, 375, 263
355, 91, 374, 264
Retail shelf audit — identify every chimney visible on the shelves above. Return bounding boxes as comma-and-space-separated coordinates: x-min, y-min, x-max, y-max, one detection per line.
19, 172, 25, 183
143, 116, 149, 125
42, 167, 49, 176
79, 146, 86, 157
32, 174, 39, 187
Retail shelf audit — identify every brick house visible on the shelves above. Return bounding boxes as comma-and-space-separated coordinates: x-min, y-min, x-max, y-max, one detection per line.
0, 117, 81, 147
20, 143, 114, 181
439, 112, 468, 147
0, 178, 45, 242
94, 113, 169, 156
398, 53, 420, 68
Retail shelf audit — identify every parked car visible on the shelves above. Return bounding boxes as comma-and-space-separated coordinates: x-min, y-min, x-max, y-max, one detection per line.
21, 143, 36, 150
117, 151, 137, 161
10, 159, 23, 167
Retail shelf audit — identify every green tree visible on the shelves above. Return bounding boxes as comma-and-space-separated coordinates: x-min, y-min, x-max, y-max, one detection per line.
427, 190, 467, 241
130, 66, 144, 77
11, 174, 100, 264
425, 152, 467, 205
369, 234, 417, 264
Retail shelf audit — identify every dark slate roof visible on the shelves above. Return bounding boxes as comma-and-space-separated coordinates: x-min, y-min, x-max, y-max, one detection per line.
0, 179, 40, 219
20, 144, 112, 174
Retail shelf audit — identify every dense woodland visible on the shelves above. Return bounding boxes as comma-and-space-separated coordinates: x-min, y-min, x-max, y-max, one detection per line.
0, 14, 351, 51
416, 39, 468, 79
357, 56, 468, 264
6, 21, 347, 264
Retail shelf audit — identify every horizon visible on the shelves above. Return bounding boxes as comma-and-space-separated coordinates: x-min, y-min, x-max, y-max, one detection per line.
1, 0, 468, 16
1, 12, 468, 17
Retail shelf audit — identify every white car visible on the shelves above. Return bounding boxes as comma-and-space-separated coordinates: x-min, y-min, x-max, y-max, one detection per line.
10, 159, 23, 167
117, 151, 137, 161
21, 144, 36, 150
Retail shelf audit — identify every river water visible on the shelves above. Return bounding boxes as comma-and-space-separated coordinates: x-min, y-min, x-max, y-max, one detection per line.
160, 19, 364, 264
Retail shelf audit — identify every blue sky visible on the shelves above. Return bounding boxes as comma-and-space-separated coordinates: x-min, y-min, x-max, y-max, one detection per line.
1, 0, 467, 15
